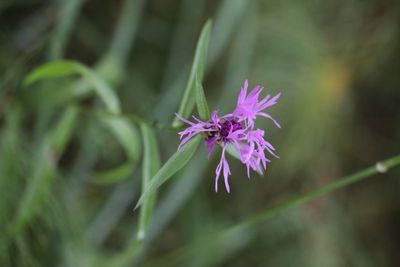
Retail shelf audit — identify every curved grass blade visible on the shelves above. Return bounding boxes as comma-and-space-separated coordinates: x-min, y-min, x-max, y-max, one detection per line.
137, 123, 161, 240
23, 61, 79, 85
195, 75, 210, 120
93, 114, 141, 184
135, 135, 202, 210
172, 20, 212, 127
77, 65, 121, 114
24, 60, 121, 114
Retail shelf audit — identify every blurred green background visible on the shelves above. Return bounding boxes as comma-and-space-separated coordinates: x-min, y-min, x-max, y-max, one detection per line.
1, 0, 400, 266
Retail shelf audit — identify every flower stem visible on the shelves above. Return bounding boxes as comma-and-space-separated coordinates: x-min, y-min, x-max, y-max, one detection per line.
142, 154, 400, 267
230, 154, 400, 232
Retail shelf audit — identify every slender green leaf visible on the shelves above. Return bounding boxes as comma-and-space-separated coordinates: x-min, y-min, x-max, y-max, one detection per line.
77, 65, 121, 114
137, 123, 161, 240
92, 114, 141, 184
24, 61, 79, 85
195, 75, 210, 120
172, 20, 212, 127
135, 135, 202, 209
24, 60, 121, 114
144, 150, 209, 244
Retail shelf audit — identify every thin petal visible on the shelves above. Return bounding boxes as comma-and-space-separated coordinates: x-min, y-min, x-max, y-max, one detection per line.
175, 113, 195, 125
259, 92, 281, 110
223, 155, 231, 193
237, 80, 249, 104
247, 85, 262, 99
258, 112, 281, 128
206, 137, 217, 159
215, 146, 232, 193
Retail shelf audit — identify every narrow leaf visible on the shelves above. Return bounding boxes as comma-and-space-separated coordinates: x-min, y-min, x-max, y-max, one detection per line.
137, 123, 161, 240
24, 61, 79, 86
93, 114, 141, 184
172, 20, 212, 127
135, 135, 202, 209
77, 65, 121, 114
24, 60, 121, 114
195, 75, 210, 120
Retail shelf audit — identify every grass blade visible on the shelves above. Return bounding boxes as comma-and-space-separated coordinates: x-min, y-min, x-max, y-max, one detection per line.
24, 60, 121, 114
172, 20, 212, 127
93, 114, 141, 184
23, 61, 79, 85
135, 135, 201, 209
195, 75, 210, 120
137, 123, 161, 240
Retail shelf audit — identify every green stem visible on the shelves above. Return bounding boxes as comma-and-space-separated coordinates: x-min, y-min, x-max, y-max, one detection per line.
230, 154, 400, 232
143, 154, 400, 267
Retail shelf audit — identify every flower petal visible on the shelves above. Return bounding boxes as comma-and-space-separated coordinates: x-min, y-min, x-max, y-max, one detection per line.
258, 112, 281, 128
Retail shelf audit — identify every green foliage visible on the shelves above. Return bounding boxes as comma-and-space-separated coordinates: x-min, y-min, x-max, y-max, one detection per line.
172, 20, 212, 126
24, 61, 80, 85
141, 155, 400, 267
25, 61, 121, 114
1, 1, 400, 267
195, 75, 210, 120
92, 114, 141, 184
137, 123, 161, 240
135, 135, 202, 209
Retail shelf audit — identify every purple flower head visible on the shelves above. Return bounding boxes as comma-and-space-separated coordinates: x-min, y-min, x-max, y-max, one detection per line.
176, 80, 281, 193
232, 80, 281, 129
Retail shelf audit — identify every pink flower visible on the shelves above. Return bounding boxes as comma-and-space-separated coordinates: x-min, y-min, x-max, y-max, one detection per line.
176, 80, 281, 192
232, 80, 281, 129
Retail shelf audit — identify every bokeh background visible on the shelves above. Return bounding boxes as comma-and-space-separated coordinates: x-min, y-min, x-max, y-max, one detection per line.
1, 0, 400, 266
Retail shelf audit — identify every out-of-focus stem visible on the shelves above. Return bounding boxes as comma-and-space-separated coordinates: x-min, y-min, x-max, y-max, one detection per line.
142, 154, 400, 267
